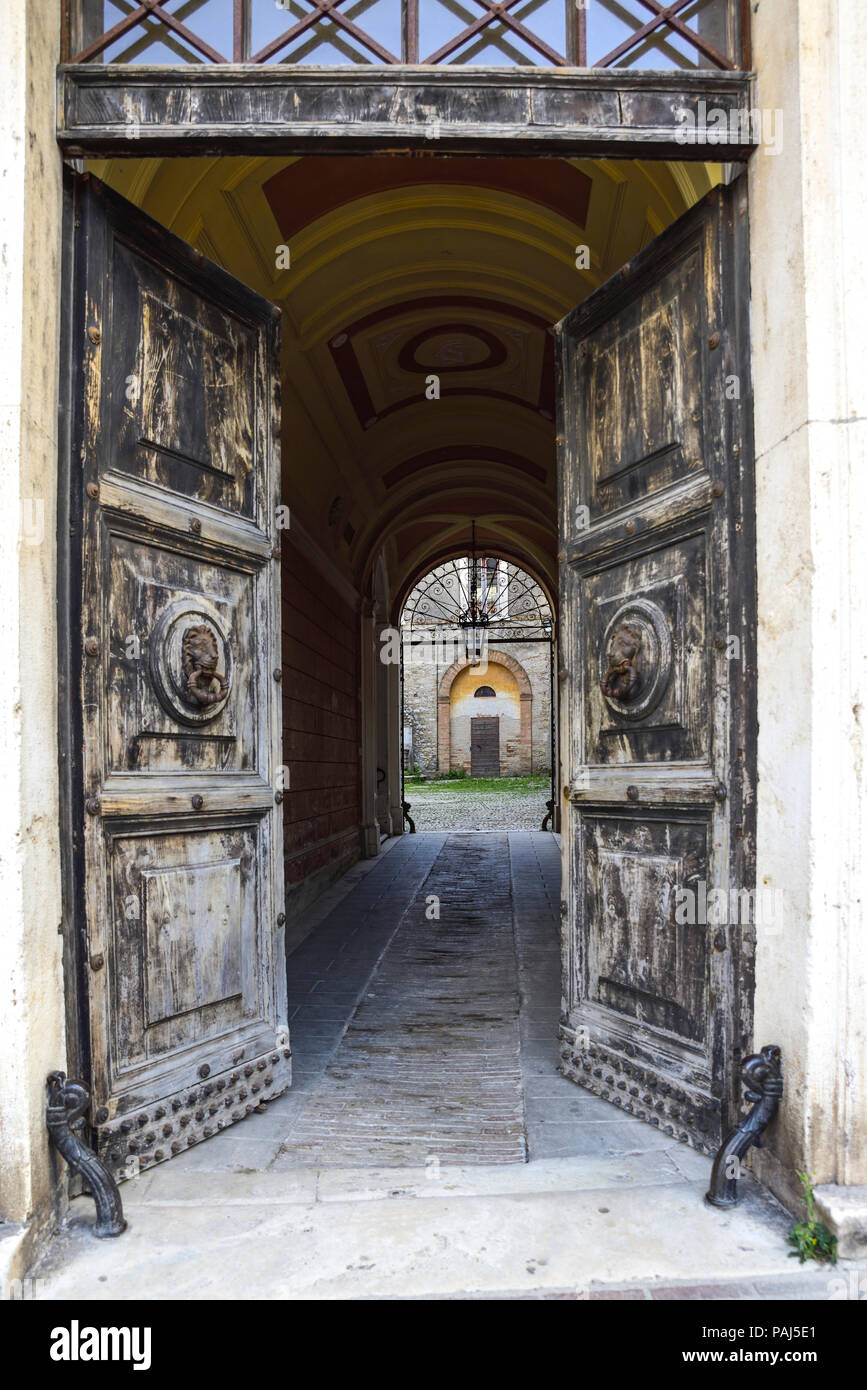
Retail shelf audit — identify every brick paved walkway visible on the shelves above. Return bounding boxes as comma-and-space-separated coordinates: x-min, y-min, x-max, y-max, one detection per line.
278, 833, 526, 1166
271, 829, 691, 1169
161, 829, 690, 1174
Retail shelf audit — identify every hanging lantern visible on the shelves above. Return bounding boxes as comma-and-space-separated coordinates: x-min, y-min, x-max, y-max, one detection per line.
458, 521, 490, 664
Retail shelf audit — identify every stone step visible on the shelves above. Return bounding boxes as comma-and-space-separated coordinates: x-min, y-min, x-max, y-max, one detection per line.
39, 1167, 833, 1302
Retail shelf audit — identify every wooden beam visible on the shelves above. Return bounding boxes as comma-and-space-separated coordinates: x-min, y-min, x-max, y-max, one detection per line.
58, 66, 757, 160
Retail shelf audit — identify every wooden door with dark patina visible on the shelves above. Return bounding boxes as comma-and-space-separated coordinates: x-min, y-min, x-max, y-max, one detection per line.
471, 718, 500, 777
555, 180, 756, 1154
73, 176, 288, 1180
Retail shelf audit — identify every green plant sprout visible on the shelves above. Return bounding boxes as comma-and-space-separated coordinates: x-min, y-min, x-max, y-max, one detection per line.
787, 1171, 837, 1264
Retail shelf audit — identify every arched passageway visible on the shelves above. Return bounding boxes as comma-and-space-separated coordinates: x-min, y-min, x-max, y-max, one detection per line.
77, 149, 720, 1174
399, 551, 555, 827
87, 150, 715, 882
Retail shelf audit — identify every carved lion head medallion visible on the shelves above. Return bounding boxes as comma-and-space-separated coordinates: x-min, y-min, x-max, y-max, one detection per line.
150, 603, 232, 726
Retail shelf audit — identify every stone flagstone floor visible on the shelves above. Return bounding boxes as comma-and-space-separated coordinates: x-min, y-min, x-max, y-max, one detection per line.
276, 833, 526, 1166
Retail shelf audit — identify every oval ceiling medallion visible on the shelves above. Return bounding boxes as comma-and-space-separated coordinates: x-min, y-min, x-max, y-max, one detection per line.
399, 323, 507, 374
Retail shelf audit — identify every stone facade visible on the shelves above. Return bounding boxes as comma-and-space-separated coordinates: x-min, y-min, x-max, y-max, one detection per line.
403, 631, 551, 777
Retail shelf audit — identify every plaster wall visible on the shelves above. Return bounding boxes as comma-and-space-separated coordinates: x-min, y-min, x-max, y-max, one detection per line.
749, 0, 867, 1212
0, 0, 66, 1277
450, 663, 523, 774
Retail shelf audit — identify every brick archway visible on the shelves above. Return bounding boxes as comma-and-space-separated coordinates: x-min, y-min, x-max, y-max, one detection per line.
437, 649, 533, 774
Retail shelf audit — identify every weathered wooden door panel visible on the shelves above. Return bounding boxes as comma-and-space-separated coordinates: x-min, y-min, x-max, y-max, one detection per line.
106, 535, 259, 774
107, 237, 259, 518
555, 180, 755, 1155
584, 531, 709, 766
75, 176, 288, 1180
471, 717, 499, 777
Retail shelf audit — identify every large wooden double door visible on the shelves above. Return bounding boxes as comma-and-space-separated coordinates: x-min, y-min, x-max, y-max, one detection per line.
70, 178, 289, 1181
64, 170, 755, 1180
556, 179, 756, 1153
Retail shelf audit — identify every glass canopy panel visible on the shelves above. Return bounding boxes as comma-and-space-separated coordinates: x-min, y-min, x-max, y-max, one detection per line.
251, 0, 402, 65
587, 0, 734, 70
69, 0, 741, 66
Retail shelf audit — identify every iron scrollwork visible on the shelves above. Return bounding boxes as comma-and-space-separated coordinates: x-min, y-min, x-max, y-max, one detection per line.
46, 1072, 127, 1238
706, 1045, 783, 1208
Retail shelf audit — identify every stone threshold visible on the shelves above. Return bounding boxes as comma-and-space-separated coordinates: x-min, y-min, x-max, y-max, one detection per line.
35, 1154, 866, 1302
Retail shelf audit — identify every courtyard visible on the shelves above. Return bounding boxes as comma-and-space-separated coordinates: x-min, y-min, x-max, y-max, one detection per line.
402, 775, 551, 831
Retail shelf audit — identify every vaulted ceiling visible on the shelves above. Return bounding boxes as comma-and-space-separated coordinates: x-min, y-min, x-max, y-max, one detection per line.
88, 152, 719, 612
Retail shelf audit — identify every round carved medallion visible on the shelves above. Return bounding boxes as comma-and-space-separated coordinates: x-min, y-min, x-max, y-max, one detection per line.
150, 600, 232, 726
600, 598, 673, 720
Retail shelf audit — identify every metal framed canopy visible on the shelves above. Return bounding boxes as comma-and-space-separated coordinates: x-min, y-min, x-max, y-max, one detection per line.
401, 549, 554, 645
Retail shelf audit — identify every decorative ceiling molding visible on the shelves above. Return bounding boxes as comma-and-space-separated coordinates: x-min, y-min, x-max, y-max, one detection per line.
382, 447, 547, 490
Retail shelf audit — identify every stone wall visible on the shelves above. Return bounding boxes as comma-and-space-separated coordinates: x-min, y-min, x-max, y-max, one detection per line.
747, 0, 867, 1227
403, 631, 551, 776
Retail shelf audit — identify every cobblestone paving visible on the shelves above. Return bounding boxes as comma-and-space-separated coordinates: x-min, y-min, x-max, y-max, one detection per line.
276, 833, 526, 1166
403, 780, 550, 830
